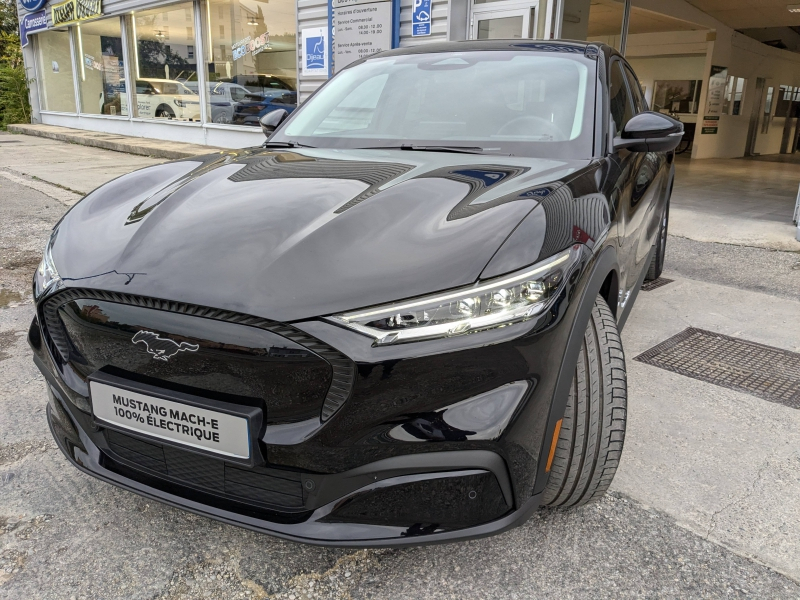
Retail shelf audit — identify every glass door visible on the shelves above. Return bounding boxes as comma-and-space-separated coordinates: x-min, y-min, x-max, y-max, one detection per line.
470, 1, 537, 40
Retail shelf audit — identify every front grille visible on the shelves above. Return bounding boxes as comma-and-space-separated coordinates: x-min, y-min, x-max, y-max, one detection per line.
106, 429, 305, 509
40, 288, 355, 421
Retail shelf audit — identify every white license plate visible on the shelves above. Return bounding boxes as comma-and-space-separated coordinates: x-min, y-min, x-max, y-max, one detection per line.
90, 381, 251, 459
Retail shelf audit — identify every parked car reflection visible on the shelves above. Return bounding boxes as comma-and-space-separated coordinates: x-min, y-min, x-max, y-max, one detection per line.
121, 78, 200, 121
232, 91, 297, 126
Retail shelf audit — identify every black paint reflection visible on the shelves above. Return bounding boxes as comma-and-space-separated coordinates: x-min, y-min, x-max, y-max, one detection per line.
227, 152, 414, 213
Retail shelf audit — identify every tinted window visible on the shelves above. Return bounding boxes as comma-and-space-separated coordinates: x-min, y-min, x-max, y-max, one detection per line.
623, 65, 646, 112
609, 61, 634, 135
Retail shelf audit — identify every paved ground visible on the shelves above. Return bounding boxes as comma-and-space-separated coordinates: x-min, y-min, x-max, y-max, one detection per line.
2, 134, 800, 599
670, 155, 800, 252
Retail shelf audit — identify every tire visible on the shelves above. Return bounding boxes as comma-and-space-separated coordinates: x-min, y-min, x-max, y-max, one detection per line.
645, 198, 670, 281
542, 295, 627, 508
155, 106, 175, 119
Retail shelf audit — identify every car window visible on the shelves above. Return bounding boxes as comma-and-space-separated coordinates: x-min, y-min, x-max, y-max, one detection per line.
136, 81, 155, 95
623, 65, 646, 113
278, 51, 596, 158
230, 87, 247, 101
609, 61, 634, 136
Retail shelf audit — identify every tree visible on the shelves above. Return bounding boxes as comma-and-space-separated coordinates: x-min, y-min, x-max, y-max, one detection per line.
0, 1, 31, 128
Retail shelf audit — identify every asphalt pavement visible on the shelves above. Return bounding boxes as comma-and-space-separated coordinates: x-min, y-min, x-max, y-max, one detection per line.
2, 133, 800, 599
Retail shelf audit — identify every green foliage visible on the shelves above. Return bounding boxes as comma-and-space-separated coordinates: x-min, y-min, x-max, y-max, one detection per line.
0, 12, 32, 128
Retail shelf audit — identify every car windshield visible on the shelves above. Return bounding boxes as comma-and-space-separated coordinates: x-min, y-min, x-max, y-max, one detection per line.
274, 50, 596, 158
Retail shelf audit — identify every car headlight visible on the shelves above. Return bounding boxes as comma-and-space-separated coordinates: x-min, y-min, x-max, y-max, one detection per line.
34, 236, 61, 299
328, 245, 582, 346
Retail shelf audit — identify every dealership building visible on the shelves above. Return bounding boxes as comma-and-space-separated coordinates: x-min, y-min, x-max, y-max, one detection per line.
15, 0, 800, 157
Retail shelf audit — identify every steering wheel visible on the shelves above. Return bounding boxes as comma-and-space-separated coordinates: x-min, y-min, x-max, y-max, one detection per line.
497, 116, 566, 141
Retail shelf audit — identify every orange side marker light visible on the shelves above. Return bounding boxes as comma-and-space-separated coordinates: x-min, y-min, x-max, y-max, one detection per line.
545, 419, 563, 473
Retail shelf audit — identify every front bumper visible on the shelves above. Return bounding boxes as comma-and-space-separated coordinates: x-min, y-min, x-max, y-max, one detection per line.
42, 363, 541, 546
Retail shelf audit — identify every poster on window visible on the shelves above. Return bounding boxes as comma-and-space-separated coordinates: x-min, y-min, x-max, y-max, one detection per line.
704, 65, 728, 116
302, 27, 328, 76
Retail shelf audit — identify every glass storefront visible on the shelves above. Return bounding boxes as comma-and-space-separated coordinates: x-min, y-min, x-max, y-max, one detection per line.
204, 0, 297, 126
30, 0, 298, 128
128, 2, 201, 120
36, 30, 77, 113
75, 18, 127, 116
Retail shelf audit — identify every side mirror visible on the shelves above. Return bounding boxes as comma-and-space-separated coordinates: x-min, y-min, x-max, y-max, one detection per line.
613, 111, 683, 153
259, 109, 289, 138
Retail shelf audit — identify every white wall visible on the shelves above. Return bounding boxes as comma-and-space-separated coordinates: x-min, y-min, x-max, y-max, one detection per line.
693, 30, 800, 159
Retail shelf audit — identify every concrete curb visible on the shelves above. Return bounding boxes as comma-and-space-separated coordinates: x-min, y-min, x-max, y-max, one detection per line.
7, 124, 222, 160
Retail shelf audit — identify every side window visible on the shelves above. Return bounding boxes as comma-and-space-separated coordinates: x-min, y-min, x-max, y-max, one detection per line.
623, 65, 646, 113
609, 61, 634, 136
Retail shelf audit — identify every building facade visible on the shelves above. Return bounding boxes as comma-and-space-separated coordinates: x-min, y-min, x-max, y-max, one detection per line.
16, 0, 800, 156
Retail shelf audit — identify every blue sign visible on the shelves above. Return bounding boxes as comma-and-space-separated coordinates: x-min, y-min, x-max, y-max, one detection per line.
305, 35, 325, 70
412, 0, 431, 36
20, 0, 47, 12
20, 10, 48, 48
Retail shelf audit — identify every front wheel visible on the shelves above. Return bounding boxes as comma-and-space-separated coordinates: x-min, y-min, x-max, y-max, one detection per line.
542, 295, 627, 508
646, 199, 670, 281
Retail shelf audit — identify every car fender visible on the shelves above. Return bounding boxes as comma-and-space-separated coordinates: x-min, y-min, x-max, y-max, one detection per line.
532, 243, 619, 495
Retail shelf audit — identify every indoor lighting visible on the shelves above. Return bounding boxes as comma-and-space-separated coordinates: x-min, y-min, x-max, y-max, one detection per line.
788, 4, 800, 12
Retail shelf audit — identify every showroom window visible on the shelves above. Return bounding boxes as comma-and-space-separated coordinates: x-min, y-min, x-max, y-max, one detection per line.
35, 30, 77, 113
723, 76, 746, 116
75, 18, 127, 116
129, 2, 201, 121
202, 0, 297, 126
651, 80, 702, 115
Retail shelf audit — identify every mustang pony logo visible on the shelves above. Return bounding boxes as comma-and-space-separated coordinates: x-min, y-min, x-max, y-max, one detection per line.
132, 331, 199, 361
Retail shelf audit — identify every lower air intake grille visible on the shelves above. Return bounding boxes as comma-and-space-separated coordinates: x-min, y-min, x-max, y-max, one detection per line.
106, 430, 304, 509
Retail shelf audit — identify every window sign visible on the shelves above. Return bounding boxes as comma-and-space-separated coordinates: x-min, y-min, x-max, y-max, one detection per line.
704, 65, 727, 116
412, 0, 431, 37
51, 0, 102, 27
332, 0, 392, 72
302, 27, 328, 76
20, 10, 48, 48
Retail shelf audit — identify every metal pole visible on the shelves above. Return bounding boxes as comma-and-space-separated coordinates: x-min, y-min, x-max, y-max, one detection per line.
619, 0, 631, 55
553, 0, 564, 39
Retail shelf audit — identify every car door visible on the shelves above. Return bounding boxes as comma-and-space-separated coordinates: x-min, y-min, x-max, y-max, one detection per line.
609, 59, 660, 305
623, 63, 668, 270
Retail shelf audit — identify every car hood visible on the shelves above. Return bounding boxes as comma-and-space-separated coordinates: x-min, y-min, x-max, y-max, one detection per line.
52, 148, 593, 322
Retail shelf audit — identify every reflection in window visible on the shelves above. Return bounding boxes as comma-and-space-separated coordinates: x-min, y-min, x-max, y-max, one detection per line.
652, 80, 702, 115
723, 76, 746, 116
128, 2, 200, 121
35, 30, 77, 113
204, 0, 297, 126
75, 18, 127, 116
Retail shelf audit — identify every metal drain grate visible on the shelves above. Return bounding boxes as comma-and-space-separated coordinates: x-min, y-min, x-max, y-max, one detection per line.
635, 328, 800, 409
641, 278, 673, 292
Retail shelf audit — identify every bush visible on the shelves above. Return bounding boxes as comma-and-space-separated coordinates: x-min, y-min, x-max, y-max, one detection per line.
0, 9, 32, 129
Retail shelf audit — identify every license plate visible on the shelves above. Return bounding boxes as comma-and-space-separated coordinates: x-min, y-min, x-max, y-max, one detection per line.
90, 381, 251, 459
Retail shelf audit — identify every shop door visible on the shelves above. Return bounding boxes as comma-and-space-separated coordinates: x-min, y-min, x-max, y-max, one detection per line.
470, 2, 538, 40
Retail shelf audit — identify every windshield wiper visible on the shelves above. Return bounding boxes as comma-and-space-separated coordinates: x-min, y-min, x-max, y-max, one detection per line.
263, 141, 315, 148
356, 144, 501, 155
